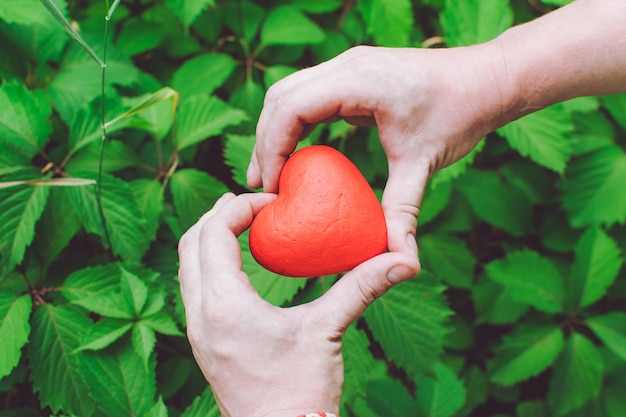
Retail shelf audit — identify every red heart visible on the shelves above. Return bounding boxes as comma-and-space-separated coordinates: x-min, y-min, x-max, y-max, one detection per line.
249, 145, 387, 277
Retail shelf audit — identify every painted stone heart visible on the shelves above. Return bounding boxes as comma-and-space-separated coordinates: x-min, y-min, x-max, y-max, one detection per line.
249, 145, 388, 277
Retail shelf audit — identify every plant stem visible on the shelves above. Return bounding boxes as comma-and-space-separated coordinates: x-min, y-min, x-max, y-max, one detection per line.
97, 11, 113, 251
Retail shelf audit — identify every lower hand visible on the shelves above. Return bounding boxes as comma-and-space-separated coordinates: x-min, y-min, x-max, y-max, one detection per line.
178, 192, 420, 417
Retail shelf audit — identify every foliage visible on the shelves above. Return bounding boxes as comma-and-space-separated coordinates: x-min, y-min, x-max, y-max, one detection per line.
0, 0, 625, 416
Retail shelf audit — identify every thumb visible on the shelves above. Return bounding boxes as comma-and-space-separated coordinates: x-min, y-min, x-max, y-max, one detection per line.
314, 252, 421, 330
381, 159, 430, 256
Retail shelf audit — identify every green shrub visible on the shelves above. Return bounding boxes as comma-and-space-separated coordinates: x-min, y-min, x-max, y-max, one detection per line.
0, 0, 624, 416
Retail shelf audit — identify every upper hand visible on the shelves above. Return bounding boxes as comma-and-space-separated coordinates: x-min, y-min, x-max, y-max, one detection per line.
248, 44, 512, 256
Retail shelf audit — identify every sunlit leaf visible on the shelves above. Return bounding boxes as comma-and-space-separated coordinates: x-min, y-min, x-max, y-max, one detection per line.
74, 318, 133, 352
0, 81, 52, 159
166, 0, 215, 28
569, 227, 623, 310
364, 271, 452, 376
357, 0, 413, 46
416, 362, 466, 417
176, 94, 247, 150
0, 185, 49, 273
418, 233, 476, 288
441, 0, 513, 46
548, 333, 603, 416
456, 168, 532, 236
28, 304, 97, 416
67, 173, 150, 261
171, 54, 236, 99
0, 291, 32, 379
562, 144, 626, 227
587, 312, 626, 361
224, 134, 255, 189
489, 324, 564, 386
260, 5, 325, 47
497, 105, 573, 173
170, 168, 229, 231
485, 249, 563, 313
181, 387, 221, 417
79, 340, 157, 417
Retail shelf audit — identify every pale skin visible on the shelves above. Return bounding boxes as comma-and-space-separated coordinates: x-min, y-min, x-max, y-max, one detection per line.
179, 0, 626, 416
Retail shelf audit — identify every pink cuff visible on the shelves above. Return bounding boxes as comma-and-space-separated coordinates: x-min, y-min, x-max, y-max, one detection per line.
296, 413, 338, 417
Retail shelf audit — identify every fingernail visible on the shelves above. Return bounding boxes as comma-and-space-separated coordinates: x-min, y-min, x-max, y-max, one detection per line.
387, 264, 416, 284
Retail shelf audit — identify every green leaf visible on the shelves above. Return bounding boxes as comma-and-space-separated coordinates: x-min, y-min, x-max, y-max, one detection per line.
120, 267, 149, 316
456, 169, 532, 236
0, 81, 52, 159
419, 179, 453, 225
166, 0, 214, 28
27, 304, 97, 416
61, 263, 122, 302
0, 185, 49, 273
342, 324, 377, 405
72, 292, 133, 319
170, 169, 229, 231
264, 65, 298, 88
31, 187, 81, 266
228, 78, 265, 133
430, 140, 486, 188
224, 134, 255, 189
601, 93, 626, 131
361, 377, 417, 417
78, 340, 157, 417
260, 5, 325, 47
497, 105, 573, 173
604, 377, 626, 417
132, 179, 164, 243
364, 271, 452, 376
440, 0, 513, 46
46, 39, 138, 122
222, 1, 265, 44
561, 144, 626, 227
240, 231, 307, 306
0, 0, 48, 25
517, 400, 550, 417
485, 249, 564, 314
357, 0, 414, 46
171, 53, 236, 99
458, 366, 489, 416
0, 291, 32, 379
587, 312, 626, 361
67, 173, 150, 261
74, 318, 133, 352
132, 321, 156, 371
489, 324, 565, 386
569, 227, 623, 310
472, 278, 529, 324
142, 313, 183, 337
176, 94, 248, 150
181, 387, 221, 417
548, 333, 603, 416
65, 140, 143, 174
418, 233, 476, 288
416, 362, 466, 417
40, 0, 103, 65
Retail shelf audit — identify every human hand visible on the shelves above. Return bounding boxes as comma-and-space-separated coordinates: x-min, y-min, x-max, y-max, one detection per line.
247, 44, 513, 256
178, 192, 420, 417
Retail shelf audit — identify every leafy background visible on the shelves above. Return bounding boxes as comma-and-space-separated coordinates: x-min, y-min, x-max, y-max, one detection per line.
1, 0, 625, 416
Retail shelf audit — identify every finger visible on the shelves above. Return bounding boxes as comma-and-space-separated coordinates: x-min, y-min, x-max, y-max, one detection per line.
381, 159, 430, 255
314, 252, 420, 330
178, 192, 236, 308
255, 71, 376, 192
198, 192, 277, 295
